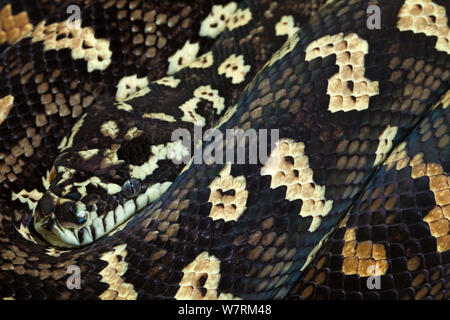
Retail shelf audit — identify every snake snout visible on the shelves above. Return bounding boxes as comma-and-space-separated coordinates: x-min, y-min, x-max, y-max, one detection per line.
37, 192, 89, 230
33, 191, 92, 248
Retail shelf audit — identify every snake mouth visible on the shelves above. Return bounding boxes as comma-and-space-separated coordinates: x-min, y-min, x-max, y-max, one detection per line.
34, 182, 172, 248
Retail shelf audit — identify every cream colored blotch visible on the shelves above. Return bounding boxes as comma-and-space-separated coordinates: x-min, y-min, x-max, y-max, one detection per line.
199, 2, 238, 39
99, 244, 138, 300
208, 164, 248, 222
305, 33, 379, 113
397, 0, 450, 54
116, 75, 149, 101
129, 141, 189, 180
261, 139, 333, 232
60, 113, 87, 150
167, 41, 200, 75
175, 251, 242, 300
154, 76, 180, 88
275, 15, 299, 38
0, 95, 14, 126
31, 20, 112, 72
100, 120, 120, 139
179, 97, 206, 126
374, 125, 398, 166
227, 7, 252, 31
193, 85, 225, 114
142, 113, 176, 122
190, 51, 214, 69
218, 54, 251, 84
11, 189, 43, 210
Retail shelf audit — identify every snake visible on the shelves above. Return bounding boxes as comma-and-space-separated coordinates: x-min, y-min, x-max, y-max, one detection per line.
0, 0, 448, 300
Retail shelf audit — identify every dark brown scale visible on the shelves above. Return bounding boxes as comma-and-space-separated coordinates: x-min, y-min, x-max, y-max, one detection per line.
117, 134, 154, 166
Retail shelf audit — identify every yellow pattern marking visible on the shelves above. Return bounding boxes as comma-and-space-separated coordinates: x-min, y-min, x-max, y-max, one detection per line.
261, 139, 333, 232
78, 149, 99, 161
175, 252, 241, 300
382, 95, 449, 252
374, 125, 398, 166
227, 7, 252, 31
31, 20, 112, 72
167, 40, 199, 75
178, 85, 225, 126
215, 104, 237, 129
398, 0, 450, 54
190, 51, 214, 69
99, 244, 138, 300
129, 141, 188, 180
0, 95, 14, 126
154, 76, 180, 88
142, 113, 176, 122
341, 228, 389, 276
301, 229, 333, 272
413, 163, 450, 253
116, 75, 149, 101
218, 54, 251, 84
194, 85, 225, 114
179, 97, 207, 126
438, 89, 450, 110
0, 5, 33, 45
305, 33, 379, 113
11, 189, 43, 210
275, 15, 299, 38
208, 164, 248, 222
199, 2, 238, 39
100, 120, 119, 139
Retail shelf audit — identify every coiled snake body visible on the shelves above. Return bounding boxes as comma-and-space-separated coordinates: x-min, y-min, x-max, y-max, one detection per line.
0, 0, 449, 299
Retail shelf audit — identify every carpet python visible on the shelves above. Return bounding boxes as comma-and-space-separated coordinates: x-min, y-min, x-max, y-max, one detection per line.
0, 0, 449, 300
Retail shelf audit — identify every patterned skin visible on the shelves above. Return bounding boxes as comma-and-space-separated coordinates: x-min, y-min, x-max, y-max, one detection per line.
0, 0, 448, 300
34, 0, 326, 248
0, 0, 238, 198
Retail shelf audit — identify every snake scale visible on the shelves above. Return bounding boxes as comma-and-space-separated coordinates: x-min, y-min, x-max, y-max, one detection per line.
0, 0, 448, 300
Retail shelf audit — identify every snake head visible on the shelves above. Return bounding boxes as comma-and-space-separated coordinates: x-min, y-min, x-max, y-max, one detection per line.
32, 102, 189, 248
34, 192, 90, 247
32, 142, 175, 248
32, 146, 140, 248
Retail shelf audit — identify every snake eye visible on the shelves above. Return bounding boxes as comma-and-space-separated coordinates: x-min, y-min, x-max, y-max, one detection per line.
55, 202, 89, 229
77, 215, 87, 225
122, 179, 141, 198
71, 206, 88, 226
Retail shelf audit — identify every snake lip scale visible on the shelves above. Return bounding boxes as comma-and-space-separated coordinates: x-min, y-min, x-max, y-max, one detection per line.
0, 0, 449, 300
